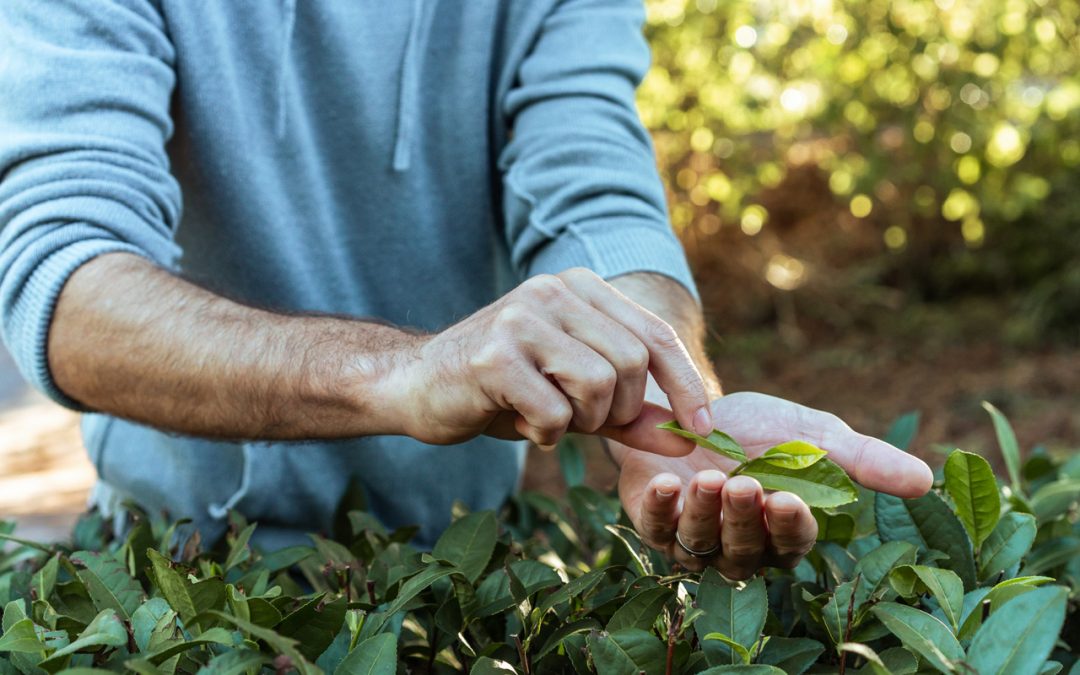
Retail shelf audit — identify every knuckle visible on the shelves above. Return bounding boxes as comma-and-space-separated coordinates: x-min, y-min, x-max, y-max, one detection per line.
557, 267, 597, 284
522, 274, 566, 301
645, 320, 682, 352
719, 565, 756, 581
725, 542, 763, 560
493, 304, 529, 332
469, 344, 513, 373
617, 344, 650, 373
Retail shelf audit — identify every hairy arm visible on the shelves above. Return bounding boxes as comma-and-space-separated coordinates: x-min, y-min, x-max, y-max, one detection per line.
48, 253, 417, 439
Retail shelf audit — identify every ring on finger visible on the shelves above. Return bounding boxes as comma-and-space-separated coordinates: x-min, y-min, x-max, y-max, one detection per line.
675, 531, 720, 559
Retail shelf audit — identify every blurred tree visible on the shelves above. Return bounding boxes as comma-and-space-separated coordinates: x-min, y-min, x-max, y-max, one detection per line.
641, 0, 1080, 340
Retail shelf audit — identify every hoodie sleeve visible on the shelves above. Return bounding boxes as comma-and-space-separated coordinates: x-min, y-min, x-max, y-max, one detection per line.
0, 0, 182, 409
498, 0, 698, 300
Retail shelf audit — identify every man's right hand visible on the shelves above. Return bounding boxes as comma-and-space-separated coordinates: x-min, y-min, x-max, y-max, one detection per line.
393, 268, 712, 453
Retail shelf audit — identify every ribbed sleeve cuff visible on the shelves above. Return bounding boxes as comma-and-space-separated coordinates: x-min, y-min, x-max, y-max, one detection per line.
526, 218, 700, 303
13, 238, 150, 411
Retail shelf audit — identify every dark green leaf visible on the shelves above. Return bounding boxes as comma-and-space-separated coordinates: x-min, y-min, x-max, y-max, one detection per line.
432, 512, 497, 584
336, 633, 396, 675
469, 657, 520, 674
870, 602, 963, 673
1021, 537, 1080, 577
756, 637, 823, 675
1030, 480, 1080, 524
813, 510, 855, 546
586, 628, 666, 675
979, 512, 1037, 580
607, 586, 670, 632
944, 450, 1001, 549
853, 541, 918, 607
697, 666, 785, 674
875, 491, 977, 589
69, 552, 144, 621
983, 402, 1023, 496
738, 458, 858, 508
967, 586, 1068, 675
655, 422, 747, 462
535, 619, 601, 659
276, 595, 347, 661
196, 648, 266, 675
888, 565, 963, 631
696, 572, 767, 665
884, 412, 920, 451
557, 438, 586, 488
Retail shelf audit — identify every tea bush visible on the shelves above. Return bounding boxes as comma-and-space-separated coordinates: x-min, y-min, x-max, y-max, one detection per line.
0, 406, 1078, 674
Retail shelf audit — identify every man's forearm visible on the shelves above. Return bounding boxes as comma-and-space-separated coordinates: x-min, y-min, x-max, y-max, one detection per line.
48, 253, 417, 439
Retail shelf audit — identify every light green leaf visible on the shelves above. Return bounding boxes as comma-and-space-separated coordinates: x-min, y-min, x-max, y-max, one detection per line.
607, 586, 670, 633
432, 512, 497, 584
39, 610, 126, 671
702, 633, 752, 664
697, 666, 785, 674
1030, 479, 1080, 524
587, 628, 666, 675
760, 441, 828, 469
979, 512, 1037, 581
738, 458, 858, 508
655, 422, 747, 462
821, 580, 855, 648
889, 565, 964, 632
813, 510, 855, 546
870, 602, 963, 673
875, 491, 976, 590
336, 633, 396, 675
967, 586, 1068, 675
69, 551, 144, 621
944, 450, 1000, 549
146, 549, 197, 623
983, 576, 1055, 613
132, 598, 173, 653
0, 619, 46, 654
838, 643, 890, 675
983, 402, 1023, 496
31, 556, 59, 604
142, 627, 238, 666
696, 573, 767, 666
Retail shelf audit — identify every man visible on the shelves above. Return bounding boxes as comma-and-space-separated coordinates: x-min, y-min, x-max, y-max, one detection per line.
0, 0, 931, 578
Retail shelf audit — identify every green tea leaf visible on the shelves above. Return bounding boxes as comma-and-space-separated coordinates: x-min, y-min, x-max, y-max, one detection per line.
607, 586, 670, 632
738, 458, 858, 508
336, 633, 396, 675
656, 422, 747, 462
557, 438, 586, 488
983, 402, 1023, 496
889, 565, 964, 631
760, 441, 828, 469
756, 637, 824, 675
944, 450, 1001, 549
197, 649, 267, 675
875, 491, 977, 589
853, 541, 918, 607
586, 629, 666, 675
276, 594, 347, 661
535, 619, 601, 660
39, 610, 127, 670
0, 619, 46, 654
146, 549, 196, 623
884, 412, 920, 451
1022, 537, 1080, 577
813, 510, 855, 546
967, 586, 1068, 675
1030, 479, 1080, 524
702, 633, 752, 664
202, 611, 317, 675
837, 643, 890, 675
697, 666, 785, 674
979, 512, 1038, 581
69, 551, 144, 621
696, 572, 767, 665
870, 602, 963, 673
223, 523, 256, 572
469, 657, 520, 674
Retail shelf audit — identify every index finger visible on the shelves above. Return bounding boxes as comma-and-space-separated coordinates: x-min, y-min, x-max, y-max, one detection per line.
557, 269, 712, 436
817, 420, 933, 498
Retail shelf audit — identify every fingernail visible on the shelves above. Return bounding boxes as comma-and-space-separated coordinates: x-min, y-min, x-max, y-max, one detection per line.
693, 407, 712, 436
655, 487, 675, 500
697, 484, 719, 499
732, 491, 756, 509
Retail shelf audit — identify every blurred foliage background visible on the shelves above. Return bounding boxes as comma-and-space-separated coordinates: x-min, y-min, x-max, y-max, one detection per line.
628, 0, 1080, 462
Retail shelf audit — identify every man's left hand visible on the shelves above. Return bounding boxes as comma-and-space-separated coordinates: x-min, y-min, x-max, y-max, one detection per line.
614, 392, 934, 576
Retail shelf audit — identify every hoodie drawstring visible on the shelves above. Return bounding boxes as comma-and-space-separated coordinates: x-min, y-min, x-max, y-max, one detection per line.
393, 0, 431, 172
208, 444, 255, 520
276, 0, 298, 137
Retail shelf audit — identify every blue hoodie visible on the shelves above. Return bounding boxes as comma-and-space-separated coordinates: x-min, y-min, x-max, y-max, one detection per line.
0, 0, 697, 548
